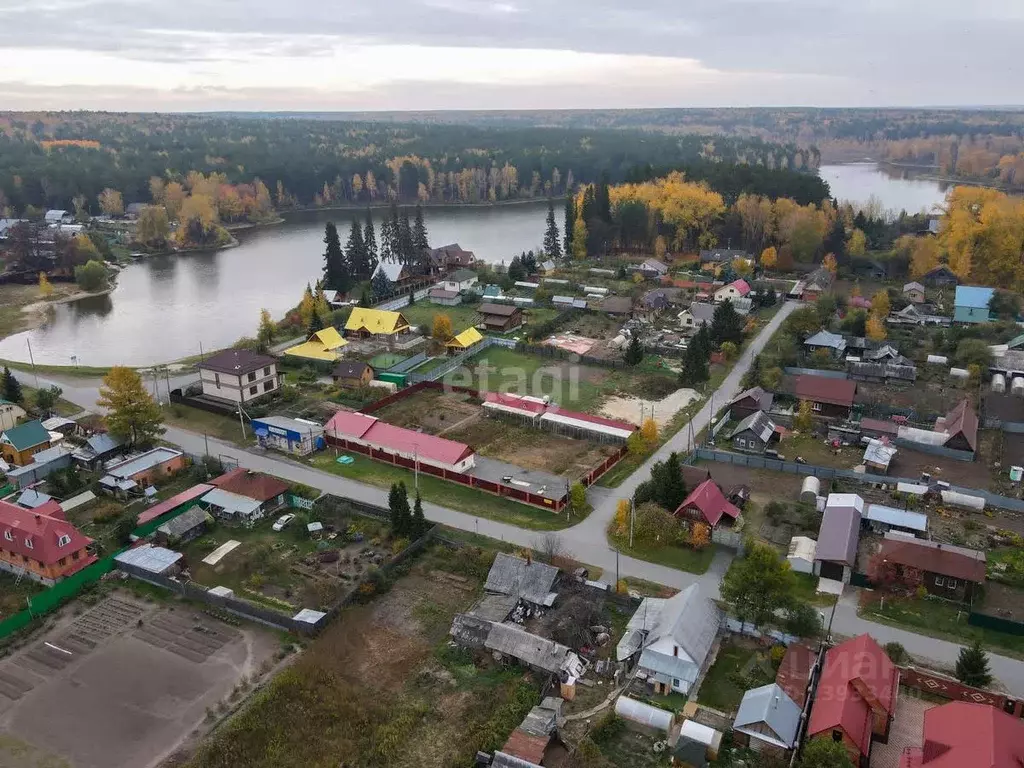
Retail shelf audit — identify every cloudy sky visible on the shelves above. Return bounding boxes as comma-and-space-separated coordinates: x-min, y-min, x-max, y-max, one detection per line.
1, 0, 1021, 111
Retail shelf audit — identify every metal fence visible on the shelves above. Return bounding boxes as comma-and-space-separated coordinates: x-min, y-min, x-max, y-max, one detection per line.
388, 350, 428, 373
784, 366, 848, 380
407, 336, 502, 383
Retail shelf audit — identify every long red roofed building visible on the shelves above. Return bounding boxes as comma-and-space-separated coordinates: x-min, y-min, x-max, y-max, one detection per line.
0, 498, 96, 584
326, 411, 476, 472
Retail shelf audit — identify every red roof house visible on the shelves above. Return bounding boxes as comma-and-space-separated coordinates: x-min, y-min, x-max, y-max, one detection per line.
673, 478, 740, 527
776, 642, 817, 708
935, 398, 978, 453
137, 483, 214, 526
808, 634, 899, 765
325, 411, 476, 472
900, 701, 1024, 768
0, 498, 97, 584
209, 468, 290, 502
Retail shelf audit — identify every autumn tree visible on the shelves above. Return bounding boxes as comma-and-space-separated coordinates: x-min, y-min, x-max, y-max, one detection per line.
721, 542, 797, 632
432, 313, 453, 340
613, 499, 631, 537
137, 205, 170, 247
163, 181, 186, 220
690, 522, 711, 549
38, 272, 53, 297
97, 187, 124, 217
96, 366, 165, 447
871, 289, 891, 317
572, 214, 588, 259
74, 260, 108, 292
868, 552, 922, 595
298, 284, 316, 330
543, 198, 562, 260
846, 228, 867, 258
760, 246, 778, 270
177, 194, 222, 246
866, 313, 887, 342
257, 308, 276, 351
570, 482, 588, 513
640, 418, 658, 445
822, 252, 838, 274
794, 400, 814, 431
939, 186, 1024, 288
908, 236, 941, 279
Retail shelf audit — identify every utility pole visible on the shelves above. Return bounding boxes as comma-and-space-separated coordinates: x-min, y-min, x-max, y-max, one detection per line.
26, 339, 38, 388
237, 405, 246, 440
204, 432, 210, 458
629, 498, 635, 548
615, 548, 620, 590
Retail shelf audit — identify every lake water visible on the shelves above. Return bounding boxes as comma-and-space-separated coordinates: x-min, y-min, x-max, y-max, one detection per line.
0, 202, 558, 366
818, 162, 950, 214
0, 163, 954, 367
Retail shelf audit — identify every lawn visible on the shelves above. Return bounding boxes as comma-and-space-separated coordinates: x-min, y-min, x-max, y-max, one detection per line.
791, 571, 838, 607
14, 385, 83, 418
860, 593, 1024, 659
781, 432, 861, 469
401, 302, 482, 335
0, 570, 45, 620
162, 403, 249, 446
607, 531, 716, 574
697, 639, 779, 714
309, 452, 581, 531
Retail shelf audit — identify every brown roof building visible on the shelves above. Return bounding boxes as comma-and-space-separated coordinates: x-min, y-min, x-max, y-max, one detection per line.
935, 398, 978, 453
200, 348, 277, 376
879, 532, 985, 603
209, 468, 290, 502
789, 374, 857, 419
776, 642, 817, 708
479, 302, 523, 332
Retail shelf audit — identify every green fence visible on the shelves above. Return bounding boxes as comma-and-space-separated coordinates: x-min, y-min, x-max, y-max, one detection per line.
0, 549, 124, 642
132, 501, 202, 539
0, 483, 12, 498
968, 611, 1024, 636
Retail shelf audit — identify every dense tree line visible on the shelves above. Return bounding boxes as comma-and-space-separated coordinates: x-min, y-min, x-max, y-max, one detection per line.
0, 112, 817, 215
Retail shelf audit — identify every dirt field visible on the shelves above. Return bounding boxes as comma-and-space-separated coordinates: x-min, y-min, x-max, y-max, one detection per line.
0, 594, 277, 768
375, 388, 618, 477
600, 386, 699, 428
186, 544, 542, 768
888, 441, 995, 488
855, 379, 971, 421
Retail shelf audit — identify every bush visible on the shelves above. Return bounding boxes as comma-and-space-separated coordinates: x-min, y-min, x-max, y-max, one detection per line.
590, 711, 625, 746
884, 641, 908, 665
74, 259, 109, 292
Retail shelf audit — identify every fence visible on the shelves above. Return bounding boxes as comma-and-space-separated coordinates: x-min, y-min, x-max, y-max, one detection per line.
982, 416, 1024, 434
169, 388, 238, 417
893, 438, 975, 462
968, 611, 1024, 636
784, 366, 848, 380
407, 336, 503, 383
900, 666, 1024, 716
387, 350, 428, 373
690, 447, 1024, 514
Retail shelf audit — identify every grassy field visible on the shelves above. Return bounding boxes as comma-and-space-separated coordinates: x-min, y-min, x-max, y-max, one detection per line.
0, 570, 45, 620
860, 593, 1024, 659
309, 452, 580, 531
791, 571, 838, 607
698, 639, 779, 713
162, 403, 250, 446
401, 302, 482, 335
20, 385, 84, 418
607, 531, 716, 574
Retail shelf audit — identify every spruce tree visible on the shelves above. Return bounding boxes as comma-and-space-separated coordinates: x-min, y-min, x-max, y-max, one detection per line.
543, 198, 562, 260
412, 204, 429, 252
711, 299, 744, 346
681, 338, 710, 386
391, 482, 412, 538
379, 211, 394, 261
321, 221, 349, 294
564, 194, 576, 256
581, 185, 596, 223
398, 211, 414, 265
345, 220, 367, 279
624, 335, 644, 366
694, 324, 713, 360
595, 172, 612, 224
412, 492, 427, 538
389, 202, 401, 261
955, 640, 993, 688
2, 367, 23, 404
388, 483, 402, 532
363, 209, 378, 269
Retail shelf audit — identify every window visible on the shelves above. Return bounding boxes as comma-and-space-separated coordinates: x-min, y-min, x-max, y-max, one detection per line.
3, 529, 11, 542
737, 438, 746, 447
672, 678, 681, 688
264, 381, 274, 392
263, 366, 271, 376
24, 537, 33, 549
249, 386, 258, 396
248, 371, 257, 382
72, 550, 80, 561
811, 402, 823, 412
947, 579, 957, 589
57, 534, 71, 547
59, 558, 66, 566
832, 730, 843, 743
935, 576, 944, 586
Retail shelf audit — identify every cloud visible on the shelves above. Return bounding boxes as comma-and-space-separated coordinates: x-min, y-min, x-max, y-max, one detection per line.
0, 0, 1020, 109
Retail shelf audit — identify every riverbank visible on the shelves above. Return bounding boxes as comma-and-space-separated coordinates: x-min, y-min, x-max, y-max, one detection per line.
0, 282, 114, 342
281, 196, 565, 217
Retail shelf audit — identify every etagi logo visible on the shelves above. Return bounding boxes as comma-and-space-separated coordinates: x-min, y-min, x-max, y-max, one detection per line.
443, 361, 580, 402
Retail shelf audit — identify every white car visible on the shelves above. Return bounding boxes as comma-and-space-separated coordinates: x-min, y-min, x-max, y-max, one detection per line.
272, 514, 296, 532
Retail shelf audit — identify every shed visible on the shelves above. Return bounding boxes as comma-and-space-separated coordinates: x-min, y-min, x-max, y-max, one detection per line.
679, 720, 723, 762
734, 683, 801, 750
115, 544, 183, 576
156, 506, 211, 545
787, 536, 817, 574
292, 608, 327, 628
862, 439, 897, 474
614, 696, 674, 734
484, 552, 558, 606
862, 504, 928, 536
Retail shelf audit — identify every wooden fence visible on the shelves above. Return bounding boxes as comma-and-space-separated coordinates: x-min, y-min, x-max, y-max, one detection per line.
900, 666, 1024, 717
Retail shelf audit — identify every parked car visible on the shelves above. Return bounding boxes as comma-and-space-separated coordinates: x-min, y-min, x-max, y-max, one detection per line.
272, 513, 296, 531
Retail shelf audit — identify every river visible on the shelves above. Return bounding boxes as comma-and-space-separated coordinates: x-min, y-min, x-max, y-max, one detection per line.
0, 164, 954, 367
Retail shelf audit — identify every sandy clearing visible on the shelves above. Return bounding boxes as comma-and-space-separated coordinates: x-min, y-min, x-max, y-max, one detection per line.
600, 387, 700, 427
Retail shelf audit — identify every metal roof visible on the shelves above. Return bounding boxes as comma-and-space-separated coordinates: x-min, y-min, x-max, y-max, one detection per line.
804, 330, 847, 350
115, 544, 183, 574
639, 584, 720, 686
484, 552, 558, 606
617, 596, 664, 661
200, 488, 263, 517
292, 608, 327, 625
734, 683, 801, 749
157, 506, 210, 538
16, 489, 53, 509
863, 440, 898, 469
863, 504, 928, 533
1, 420, 50, 451
729, 410, 776, 443
106, 447, 182, 479
815, 497, 862, 566
615, 697, 674, 733
484, 622, 574, 674
955, 285, 994, 309
252, 416, 323, 437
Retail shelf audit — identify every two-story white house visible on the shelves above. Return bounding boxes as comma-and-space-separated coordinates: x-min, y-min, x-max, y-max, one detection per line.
442, 269, 479, 293
199, 349, 282, 405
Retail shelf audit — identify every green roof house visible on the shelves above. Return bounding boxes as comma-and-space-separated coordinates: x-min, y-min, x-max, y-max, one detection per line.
1, 419, 52, 466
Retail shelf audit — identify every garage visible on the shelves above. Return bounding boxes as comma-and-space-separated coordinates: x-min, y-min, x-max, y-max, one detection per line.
818, 561, 845, 581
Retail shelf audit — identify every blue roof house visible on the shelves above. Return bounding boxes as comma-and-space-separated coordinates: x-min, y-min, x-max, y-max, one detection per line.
954, 286, 994, 324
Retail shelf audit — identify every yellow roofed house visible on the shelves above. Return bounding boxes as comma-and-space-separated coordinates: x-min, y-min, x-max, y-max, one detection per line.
445, 327, 484, 355
344, 308, 411, 337
283, 327, 349, 362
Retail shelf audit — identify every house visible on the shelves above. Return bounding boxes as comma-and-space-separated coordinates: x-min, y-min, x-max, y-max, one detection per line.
484, 552, 559, 607
678, 302, 716, 329
934, 398, 978, 453
430, 243, 476, 269
920, 264, 959, 287
371, 259, 412, 285
344, 307, 411, 337
889, 303, 950, 327
638, 289, 672, 318
0, 420, 52, 467
673, 478, 740, 528
775, 642, 816, 708
599, 295, 634, 317
862, 439, 898, 474
903, 282, 926, 304
734, 683, 801, 754
427, 287, 462, 306
250, 416, 324, 456
636, 258, 669, 279
635, 584, 720, 695
0, 498, 97, 584
44, 209, 74, 225
325, 410, 476, 472
156, 506, 211, 546
72, 432, 127, 470
484, 622, 585, 680
199, 349, 282, 405
497, 699, 563, 766
954, 285, 995, 324
0, 398, 27, 431
283, 327, 349, 363
789, 374, 857, 419
446, 326, 484, 354
701, 248, 750, 266
5, 445, 74, 489
899, 701, 1024, 768
99, 448, 186, 496
801, 267, 835, 300
125, 202, 147, 219
204, 468, 289, 524
729, 411, 778, 454
807, 634, 899, 768
714, 279, 751, 303
804, 330, 847, 357
878, 533, 985, 603
331, 361, 374, 388
813, 493, 863, 583
442, 269, 478, 293
0, 218, 28, 239
728, 387, 774, 422
479, 303, 523, 332
864, 344, 902, 362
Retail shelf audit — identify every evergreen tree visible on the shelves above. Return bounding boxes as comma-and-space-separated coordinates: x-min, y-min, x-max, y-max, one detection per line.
388, 481, 412, 538
389, 202, 401, 261
581, 185, 596, 223
412, 492, 427, 538
363, 209, 378, 270
543, 198, 562, 260
955, 640, 993, 688
624, 335, 644, 366
379, 209, 394, 261
398, 211, 414, 264
507, 256, 525, 282
371, 270, 391, 299
388, 483, 402, 532
694, 324, 713, 359
564, 194, 576, 255
522, 250, 538, 274
633, 452, 688, 511
321, 221, 350, 293
681, 338, 710, 385
711, 299, 745, 346
345, 219, 368, 279
2, 366, 23, 403
824, 216, 847, 260
359, 285, 373, 307
595, 172, 612, 224
412, 203, 429, 252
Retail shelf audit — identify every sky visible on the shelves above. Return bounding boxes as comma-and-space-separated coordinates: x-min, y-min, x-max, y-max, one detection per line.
0, 0, 1021, 111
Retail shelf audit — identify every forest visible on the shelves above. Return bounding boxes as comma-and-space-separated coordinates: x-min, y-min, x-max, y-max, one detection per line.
0, 112, 814, 216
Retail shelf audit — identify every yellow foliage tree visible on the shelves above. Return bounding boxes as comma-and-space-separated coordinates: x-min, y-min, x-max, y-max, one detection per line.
572, 214, 588, 259
866, 313, 887, 341
909, 236, 941, 279
257, 308, 275, 351
298, 284, 315, 330
654, 235, 667, 260
136, 205, 170, 246
97, 187, 124, 217
163, 181, 186, 220
822, 253, 838, 274
871, 290, 891, 318
313, 286, 332, 326
794, 400, 814, 431
691, 522, 711, 550
38, 272, 53, 298
938, 186, 1024, 289
760, 246, 778, 269
851, 282, 861, 298
846, 228, 867, 258
608, 171, 725, 251
614, 499, 631, 536
432, 313, 453, 340
640, 418, 658, 445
